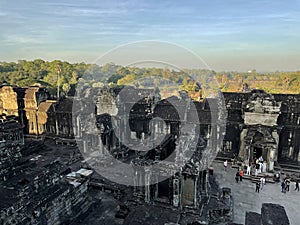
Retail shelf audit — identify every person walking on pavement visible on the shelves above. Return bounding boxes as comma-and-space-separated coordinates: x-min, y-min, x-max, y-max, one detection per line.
239, 169, 243, 182
260, 176, 266, 190
235, 171, 240, 183
281, 179, 286, 193
256, 182, 260, 193
295, 180, 299, 191
286, 178, 290, 192
224, 160, 228, 172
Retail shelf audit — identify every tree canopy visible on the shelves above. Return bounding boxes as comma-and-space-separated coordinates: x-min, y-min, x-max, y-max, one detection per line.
0, 60, 299, 97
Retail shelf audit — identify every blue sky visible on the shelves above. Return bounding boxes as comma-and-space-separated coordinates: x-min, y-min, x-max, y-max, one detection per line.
1, 0, 300, 71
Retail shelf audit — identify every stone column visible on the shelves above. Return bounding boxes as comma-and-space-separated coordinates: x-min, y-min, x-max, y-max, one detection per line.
144, 168, 151, 203
268, 147, 276, 171
75, 116, 80, 137
173, 178, 180, 207
272, 130, 279, 162
83, 140, 87, 153
155, 175, 158, 200
139, 171, 143, 193
239, 128, 248, 160
194, 176, 198, 208
55, 114, 59, 136
99, 135, 104, 156
133, 170, 138, 192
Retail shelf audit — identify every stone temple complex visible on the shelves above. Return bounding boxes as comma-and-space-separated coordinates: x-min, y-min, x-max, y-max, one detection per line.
0, 84, 296, 224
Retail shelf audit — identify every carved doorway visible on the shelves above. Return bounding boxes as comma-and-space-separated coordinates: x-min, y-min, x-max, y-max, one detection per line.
251, 131, 268, 161
254, 147, 262, 159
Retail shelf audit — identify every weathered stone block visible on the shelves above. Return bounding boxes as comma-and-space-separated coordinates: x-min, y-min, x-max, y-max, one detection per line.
245, 211, 261, 225
261, 203, 290, 225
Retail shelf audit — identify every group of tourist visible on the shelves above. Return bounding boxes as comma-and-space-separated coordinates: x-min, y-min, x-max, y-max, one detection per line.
281, 178, 299, 193
239, 156, 267, 177
235, 169, 244, 183
253, 156, 267, 176
255, 176, 266, 193
223, 158, 299, 195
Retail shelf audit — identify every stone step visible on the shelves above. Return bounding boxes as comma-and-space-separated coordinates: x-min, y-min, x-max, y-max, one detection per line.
278, 163, 300, 170
242, 175, 275, 184
274, 166, 300, 174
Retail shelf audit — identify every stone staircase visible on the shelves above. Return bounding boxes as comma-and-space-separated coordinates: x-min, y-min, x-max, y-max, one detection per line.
243, 173, 275, 184
214, 158, 277, 184
230, 164, 276, 184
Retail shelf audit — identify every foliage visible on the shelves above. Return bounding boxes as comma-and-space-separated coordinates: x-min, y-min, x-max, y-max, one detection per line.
0, 59, 299, 96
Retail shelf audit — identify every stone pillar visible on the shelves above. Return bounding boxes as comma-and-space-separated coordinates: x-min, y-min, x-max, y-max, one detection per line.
155, 175, 158, 200
194, 176, 198, 208
83, 140, 87, 153
76, 116, 81, 137
56, 114, 59, 136
173, 178, 180, 207
139, 171, 143, 193
133, 170, 138, 192
144, 168, 151, 203
141, 132, 145, 140
106, 134, 110, 151
99, 135, 104, 156
268, 147, 276, 171
165, 123, 170, 134
272, 130, 279, 161
239, 128, 248, 160
155, 121, 159, 138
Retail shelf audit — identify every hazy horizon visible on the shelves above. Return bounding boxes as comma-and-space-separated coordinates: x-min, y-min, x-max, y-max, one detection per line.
1, 0, 300, 72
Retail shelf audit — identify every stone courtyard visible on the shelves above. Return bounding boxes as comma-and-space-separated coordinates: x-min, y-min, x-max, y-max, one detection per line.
212, 161, 299, 224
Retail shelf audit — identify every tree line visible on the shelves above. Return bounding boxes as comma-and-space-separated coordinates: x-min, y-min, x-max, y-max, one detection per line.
0, 60, 299, 96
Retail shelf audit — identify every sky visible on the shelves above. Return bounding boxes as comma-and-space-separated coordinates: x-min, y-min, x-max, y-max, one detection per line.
0, 0, 300, 71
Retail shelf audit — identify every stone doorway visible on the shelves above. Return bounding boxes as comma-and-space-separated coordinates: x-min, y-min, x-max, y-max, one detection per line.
254, 147, 262, 159
240, 127, 279, 171
251, 132, 265, 161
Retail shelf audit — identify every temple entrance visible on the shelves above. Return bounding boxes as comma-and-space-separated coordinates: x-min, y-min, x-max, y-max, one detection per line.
182, 177, 195, 207
254, 147, 262, 158
252, 132, 264, 161
156, 178, 172, 204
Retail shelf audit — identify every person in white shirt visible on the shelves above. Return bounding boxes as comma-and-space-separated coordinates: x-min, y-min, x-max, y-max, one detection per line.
224, 160, 228, 172
246, 164, 251, 175
260, 177, 266, 190
262, 162, 267, 173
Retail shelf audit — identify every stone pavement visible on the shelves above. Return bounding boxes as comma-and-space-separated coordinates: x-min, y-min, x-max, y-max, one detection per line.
211, 161, 299, 225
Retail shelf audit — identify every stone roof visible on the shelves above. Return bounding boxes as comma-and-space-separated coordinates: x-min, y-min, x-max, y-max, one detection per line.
25, 87, 39, 100
38, 101, 56, 124
38, 101, 56, 113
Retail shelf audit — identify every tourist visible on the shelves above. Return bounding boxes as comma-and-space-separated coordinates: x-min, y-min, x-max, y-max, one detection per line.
260, 176, 266, 190
286, 178, 290, 192
239, 169, 244, 181
258, 162, 262, 174
246, 164, 251, 175
224, 160, 228, 172
256, 158, 259, 165
262, 161, 267, 173
274, 172, 280, 183
256, 182, 260, 193
255, 163, 260, 176
281, 179, 286, 193
235, 171, 240, 183
259, 156, 264, 164
295, 180, 299, 191
231, 154, 236, 166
